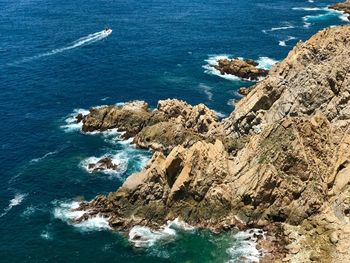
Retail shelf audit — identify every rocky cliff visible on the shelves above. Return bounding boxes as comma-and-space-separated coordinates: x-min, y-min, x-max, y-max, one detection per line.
74, 25, 350, 262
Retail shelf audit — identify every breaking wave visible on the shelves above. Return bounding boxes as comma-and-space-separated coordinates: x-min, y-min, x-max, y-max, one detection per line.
53, 200, 111, 232
61, 108, 90, 132
226, 229, 263, 263
129, 218, 195, 248
255, 57, 278, 70
10, 30, 112, 65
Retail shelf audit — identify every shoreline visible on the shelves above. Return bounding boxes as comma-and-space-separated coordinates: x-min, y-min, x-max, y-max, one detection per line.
62, 17, 350, 263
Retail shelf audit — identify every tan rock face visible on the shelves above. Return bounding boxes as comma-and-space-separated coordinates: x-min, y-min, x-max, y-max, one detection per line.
223, 26, 350, 136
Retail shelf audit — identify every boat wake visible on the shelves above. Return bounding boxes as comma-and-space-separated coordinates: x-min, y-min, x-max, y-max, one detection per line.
10, 30, 112, 65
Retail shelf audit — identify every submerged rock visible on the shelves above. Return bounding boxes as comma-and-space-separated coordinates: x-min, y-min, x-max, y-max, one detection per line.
213, 58, 269, 81
87, 157, 119, 173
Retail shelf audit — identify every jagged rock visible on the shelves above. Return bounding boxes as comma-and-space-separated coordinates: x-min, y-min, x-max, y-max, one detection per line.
213, 58, 269, 81
223, 26, 350, 137
330, 0, 350, 21
75, 113, 84, 123
82, 101, 154, 136
88, 157, 119, 172
81, 99, 219, 151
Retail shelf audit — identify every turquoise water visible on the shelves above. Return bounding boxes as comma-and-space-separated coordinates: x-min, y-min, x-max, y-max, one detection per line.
0, 0, 348, 262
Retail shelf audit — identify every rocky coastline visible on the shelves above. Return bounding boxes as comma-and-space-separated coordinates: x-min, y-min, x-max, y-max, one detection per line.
330, 0, 350, 21
71, 25, 350, 262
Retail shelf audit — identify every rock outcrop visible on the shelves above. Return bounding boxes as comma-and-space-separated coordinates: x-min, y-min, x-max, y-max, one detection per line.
214, 58, 269, 81
330, 0, 350, 21
79, 99, 220, 152
74, 25, 350, 262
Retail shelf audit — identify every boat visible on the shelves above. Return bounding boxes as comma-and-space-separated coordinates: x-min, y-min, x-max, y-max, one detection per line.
104, 27, 112, 34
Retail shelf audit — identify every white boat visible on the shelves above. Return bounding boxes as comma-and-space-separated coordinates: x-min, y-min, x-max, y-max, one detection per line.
103, 28, 112, 35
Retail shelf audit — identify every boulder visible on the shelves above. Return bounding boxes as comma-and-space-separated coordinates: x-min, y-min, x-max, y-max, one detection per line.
213, 58, 269, 81
87, 157, 119, 172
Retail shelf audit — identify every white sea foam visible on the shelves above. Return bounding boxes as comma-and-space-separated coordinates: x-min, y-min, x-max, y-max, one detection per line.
0, 193, 27, 218
61, 108, 89, 132
40, 230, 53, 240
227, 99, 236, 108
226, 229, 263, 263
11, 30, 112, 65
302, 7, 349, 24
256, 57, 278, 70
262, 23, 295, 33
21, 205, 37, 218
292, 7, 321, 11
80, 153, 128, 176
278, 36, 297, 47
53, 201, 111, 232
129, 218, 194, 248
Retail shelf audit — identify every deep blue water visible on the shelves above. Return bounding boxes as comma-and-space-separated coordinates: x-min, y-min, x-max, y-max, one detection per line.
0, 0, 348, 262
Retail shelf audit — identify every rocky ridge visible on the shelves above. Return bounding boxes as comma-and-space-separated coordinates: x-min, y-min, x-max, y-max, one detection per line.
73, 25, 350, 262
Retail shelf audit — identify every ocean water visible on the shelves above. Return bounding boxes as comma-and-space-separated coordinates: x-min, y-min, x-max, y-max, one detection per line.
0, 0, 348, 262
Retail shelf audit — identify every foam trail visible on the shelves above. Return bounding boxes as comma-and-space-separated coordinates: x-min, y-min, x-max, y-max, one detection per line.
199, 83, 213, 101
30, 151, 58, 164
0, 193, 27, 218
292, 7, 321, 11
262, 23, 294, 33
11, 30, 112, 65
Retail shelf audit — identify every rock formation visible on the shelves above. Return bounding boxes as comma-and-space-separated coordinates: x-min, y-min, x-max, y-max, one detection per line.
74, 25, 350, 262
78, 99, 219, 152
330, 0, 350, 21
87, 157, 119, 173
213, 58, 269, 81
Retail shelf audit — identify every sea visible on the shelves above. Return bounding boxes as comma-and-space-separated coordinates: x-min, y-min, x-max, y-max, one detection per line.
0, 0, 348, 262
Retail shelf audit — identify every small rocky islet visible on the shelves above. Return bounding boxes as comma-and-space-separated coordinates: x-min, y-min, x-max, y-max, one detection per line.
72, 24, 350, 262
213, 57, 269, 81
